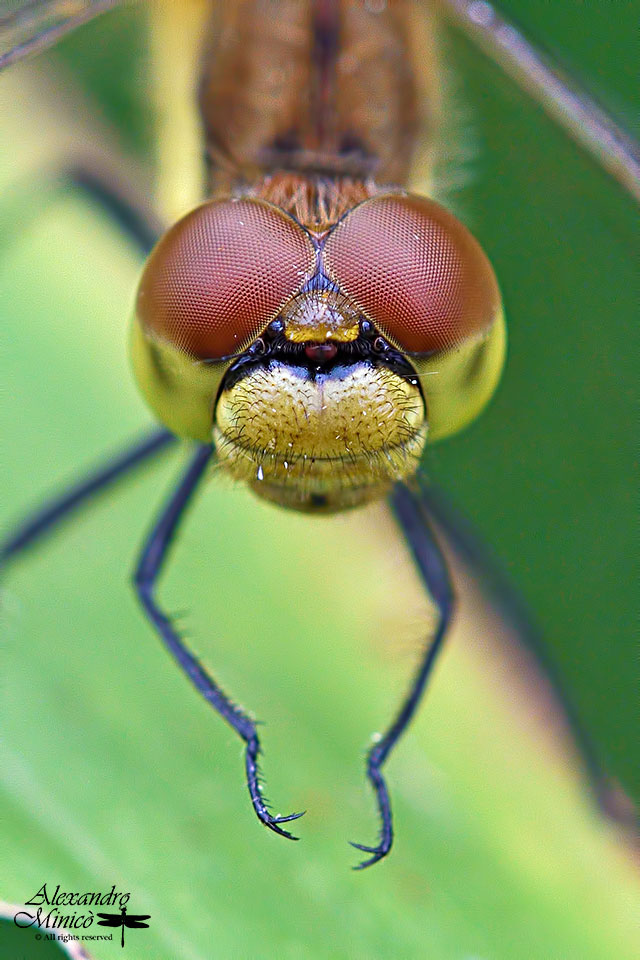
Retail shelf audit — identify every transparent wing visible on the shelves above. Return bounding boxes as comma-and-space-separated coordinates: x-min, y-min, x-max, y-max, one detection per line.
2, 0, 637, 201
0, 0, 127, 70
435, 0, 640, 202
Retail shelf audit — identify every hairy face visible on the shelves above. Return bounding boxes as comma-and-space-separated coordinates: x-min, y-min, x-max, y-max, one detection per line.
214, 350, 427, 511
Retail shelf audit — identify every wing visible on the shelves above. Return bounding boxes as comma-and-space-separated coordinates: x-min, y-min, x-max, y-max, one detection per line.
0, 0, 126, 71
0, 2, 636, 195
124, 917, 151, 928
95, 913, 122, 926
2, 1, 636, 207
435, 0, 640, 202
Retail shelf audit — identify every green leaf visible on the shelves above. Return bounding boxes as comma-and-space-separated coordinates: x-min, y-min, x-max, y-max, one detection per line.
2, 10, 638, 960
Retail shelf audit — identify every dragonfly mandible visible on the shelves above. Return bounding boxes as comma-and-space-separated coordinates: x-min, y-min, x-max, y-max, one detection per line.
1, 0, 638, 871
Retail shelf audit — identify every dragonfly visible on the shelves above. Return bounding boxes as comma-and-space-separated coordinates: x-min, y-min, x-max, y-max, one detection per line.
1, 0, 638, 871
96, 905, 151, 950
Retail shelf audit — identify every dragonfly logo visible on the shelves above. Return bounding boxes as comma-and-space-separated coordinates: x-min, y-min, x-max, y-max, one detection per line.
7, 884, 151, 951
97, 905, 151, 949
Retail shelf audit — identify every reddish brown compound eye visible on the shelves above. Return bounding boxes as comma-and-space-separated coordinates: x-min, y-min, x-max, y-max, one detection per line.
136, 198, 314, 359
323, 194, 501, 354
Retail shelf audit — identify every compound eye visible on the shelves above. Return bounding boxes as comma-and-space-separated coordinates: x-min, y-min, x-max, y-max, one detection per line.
136, 198, 314, 359
323, 194, 501, 354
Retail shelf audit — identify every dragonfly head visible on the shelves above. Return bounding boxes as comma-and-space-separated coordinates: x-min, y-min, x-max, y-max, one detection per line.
131, 193, 504, 511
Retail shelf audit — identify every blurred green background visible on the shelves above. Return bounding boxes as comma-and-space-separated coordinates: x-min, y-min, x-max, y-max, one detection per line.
1, 2, 638, 959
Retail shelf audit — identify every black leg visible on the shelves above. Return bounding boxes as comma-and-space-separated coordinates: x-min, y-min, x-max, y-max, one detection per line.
67, 163, 165, 254
2, 161, 172, 566
350, 480, 454, 869
133, 445, 305, 841
1, 428, 176, 569
2, 159, 164, 258
415, 478, 637, 830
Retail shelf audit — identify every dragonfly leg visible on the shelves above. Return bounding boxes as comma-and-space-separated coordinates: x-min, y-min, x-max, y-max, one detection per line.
350, 481, 454, 869
1, 428, 176, 571
3, 159, 164, 257
133, 445, 305, 841
1, 147, 177, 563
415, 479, 638, 831
64, 161, 165, 254
1, 150, 175, 564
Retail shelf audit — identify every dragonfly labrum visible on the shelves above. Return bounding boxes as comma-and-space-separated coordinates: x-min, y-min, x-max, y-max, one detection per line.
1, 0, 637, 872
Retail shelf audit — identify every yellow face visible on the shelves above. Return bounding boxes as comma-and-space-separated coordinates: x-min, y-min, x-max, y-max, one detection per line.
132, 193, 505, 512
213, 295, 427, 511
